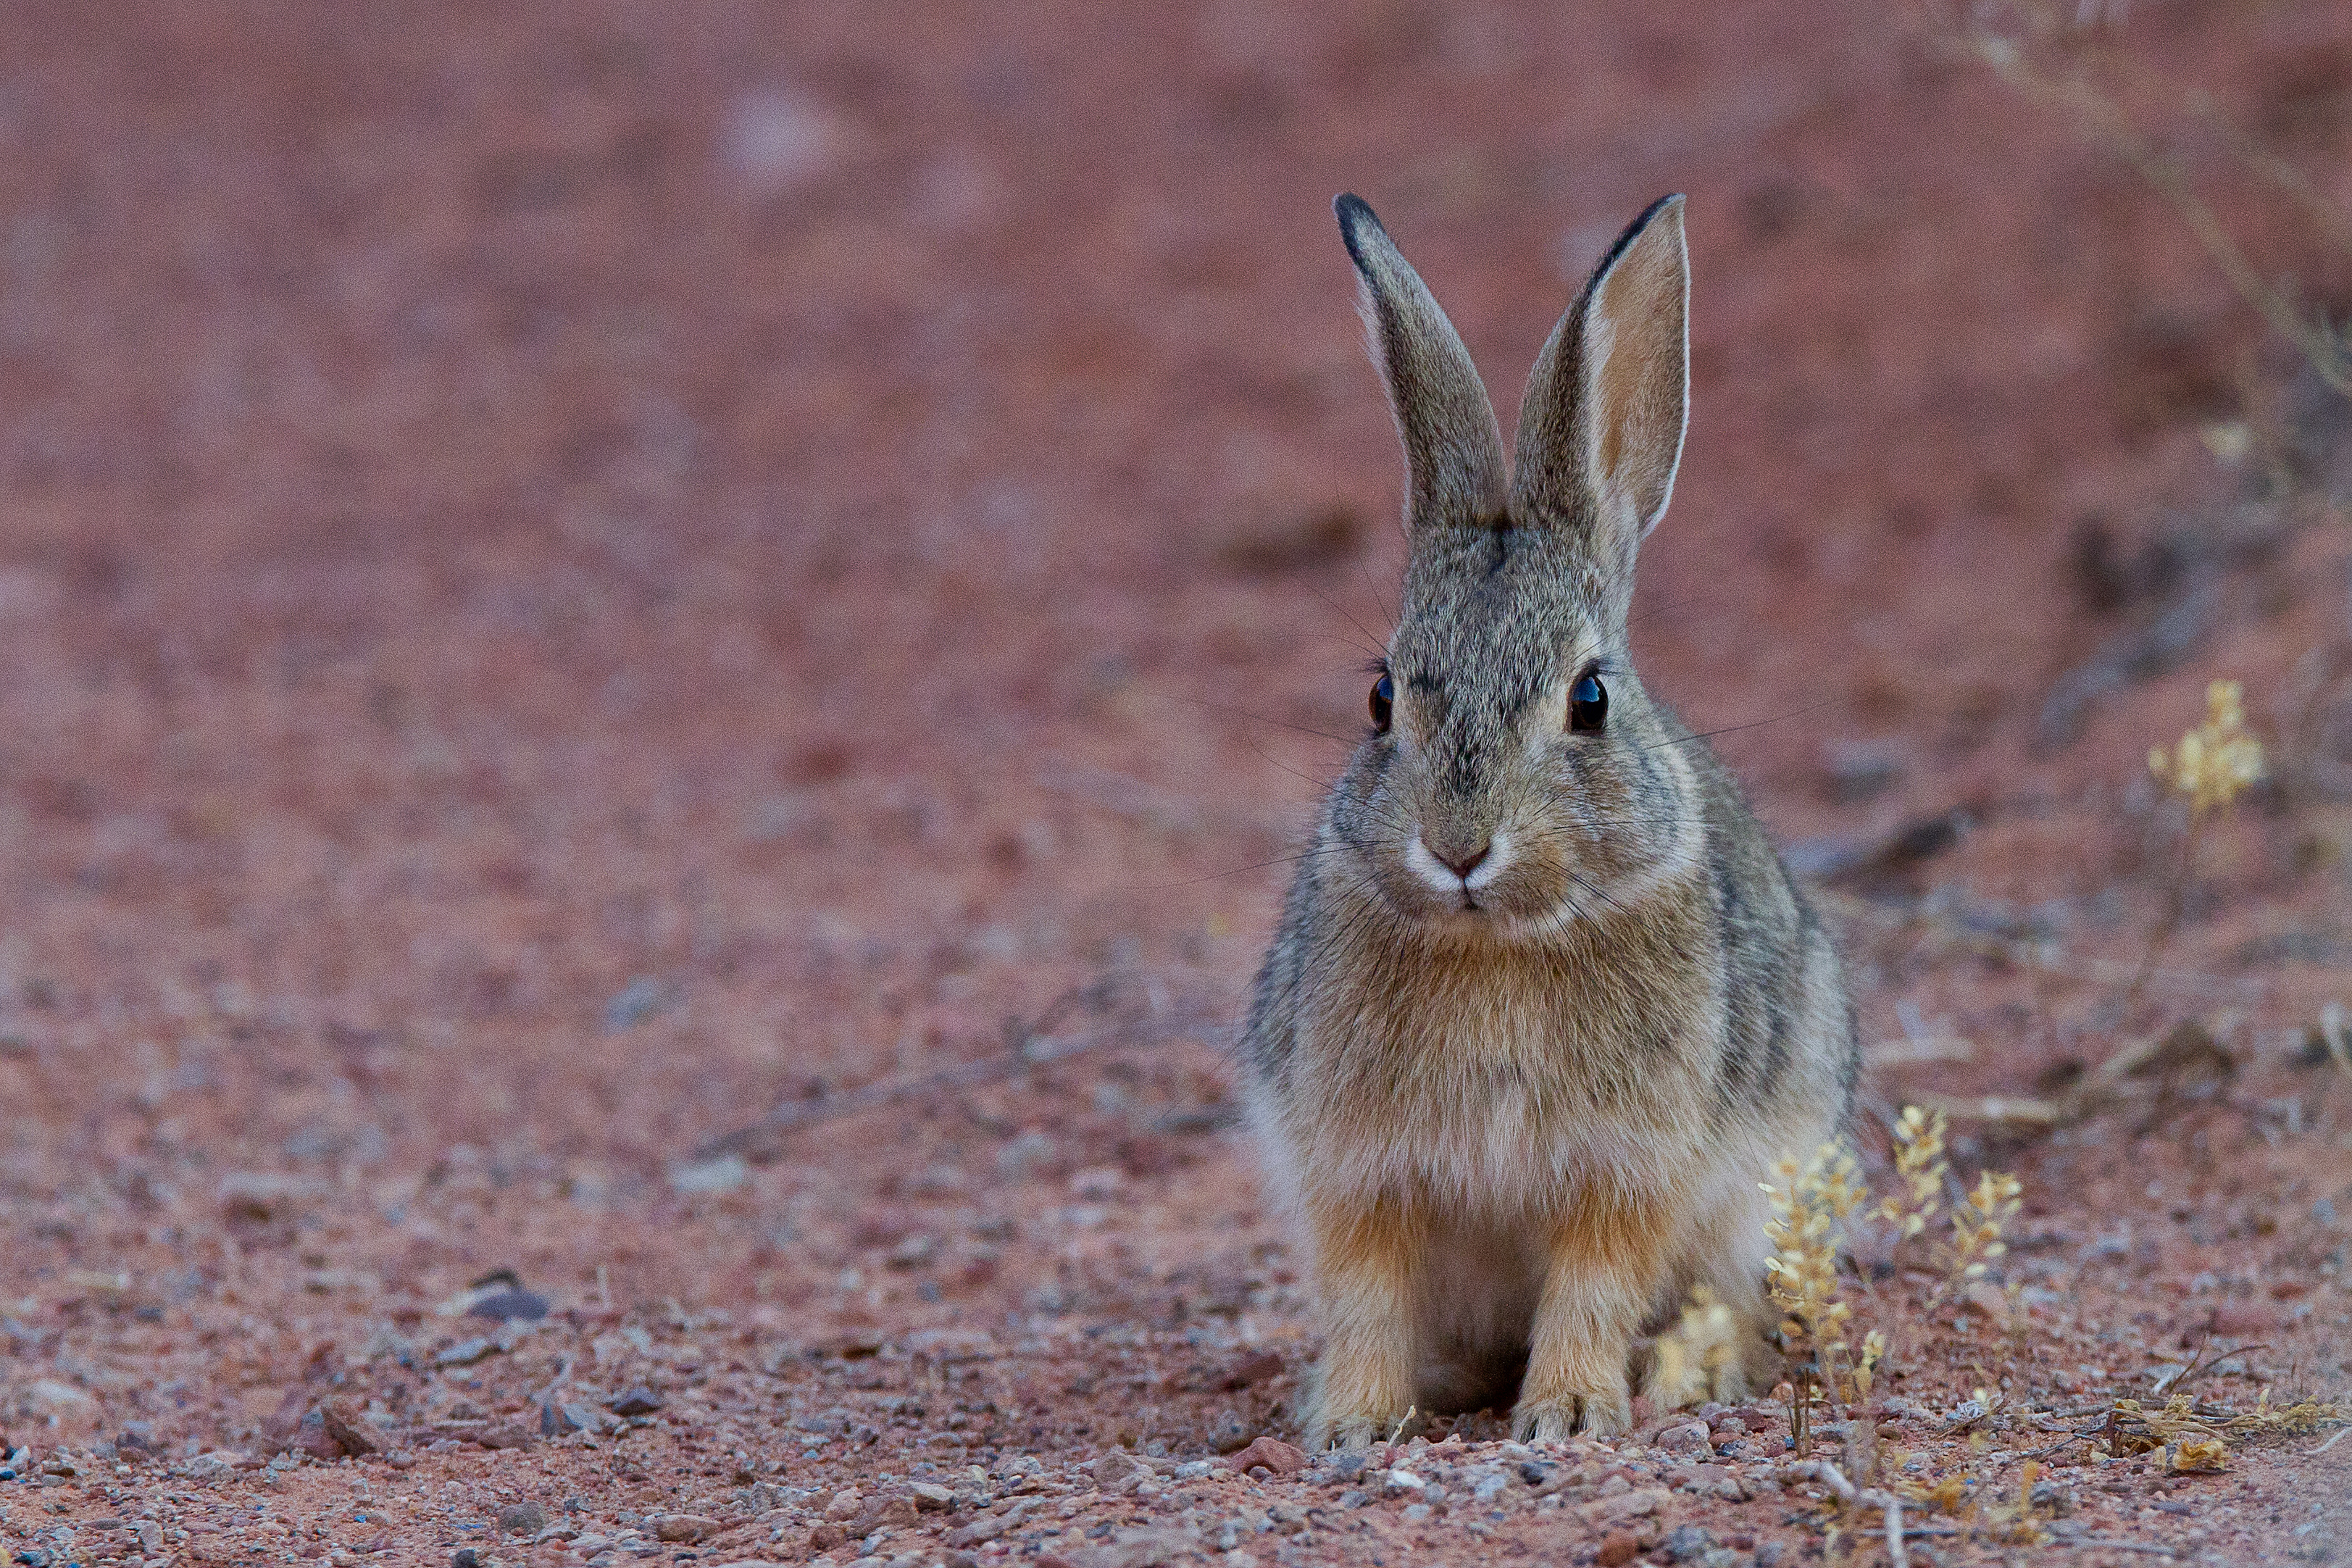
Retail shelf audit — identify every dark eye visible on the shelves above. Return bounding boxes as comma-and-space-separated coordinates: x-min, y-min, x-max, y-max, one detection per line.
1369, 672, 1394, 733
1569, 672, 1608, 733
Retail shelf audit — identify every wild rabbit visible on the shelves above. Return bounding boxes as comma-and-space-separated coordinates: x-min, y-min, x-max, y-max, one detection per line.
1241, 193, 1858, 1448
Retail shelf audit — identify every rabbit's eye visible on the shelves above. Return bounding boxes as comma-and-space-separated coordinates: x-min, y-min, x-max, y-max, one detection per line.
1369, 673, 1394, 733
1569, 673, 1608, 733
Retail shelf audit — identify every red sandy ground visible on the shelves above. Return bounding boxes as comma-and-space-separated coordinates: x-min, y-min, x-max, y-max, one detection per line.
2, 3, 2351, 1566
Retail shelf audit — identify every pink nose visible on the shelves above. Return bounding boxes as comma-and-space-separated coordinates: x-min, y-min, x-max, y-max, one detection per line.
1431, 841, 1490, 879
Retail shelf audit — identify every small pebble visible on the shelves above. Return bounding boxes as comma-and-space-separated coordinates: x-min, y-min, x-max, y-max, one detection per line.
608, 1386, 664, 1417
1656, 1420, 1711, 1454
1663, 1522, 1715, 1561
467, 1288, 551, 1322
497, 1501, 547, 1534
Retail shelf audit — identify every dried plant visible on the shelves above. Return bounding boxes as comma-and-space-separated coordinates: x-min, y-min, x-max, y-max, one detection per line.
1853, 1328, 1888, 1401
1764, 1143, 1869, 1421
1948, 3, 2352, 393
2167, 1435, 2227, 1473
1877, 1104, 1948, 1241
2148, 679, 2266, 816
2222, 1388, 2345, 1439
1946, 1170, 2024, 1285
1653, 1286, 1745, 1409
2125, 679, 2267, 1012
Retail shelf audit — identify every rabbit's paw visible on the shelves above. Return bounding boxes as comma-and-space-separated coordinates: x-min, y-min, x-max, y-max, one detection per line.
1511, 1382, 1631, 1444
1306, 1401, 1409, 1451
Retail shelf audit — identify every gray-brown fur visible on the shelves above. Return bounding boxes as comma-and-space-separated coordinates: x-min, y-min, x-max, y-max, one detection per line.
1241, 193, 1858, 1448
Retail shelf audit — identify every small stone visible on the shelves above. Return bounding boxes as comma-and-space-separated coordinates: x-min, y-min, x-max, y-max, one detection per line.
1093, 1450, 1142, 1486
499, 1501, 547, 1534
603, 975, 670, 1033
1208, 1410, 1253, 1452
885, 1233, 940, 1269
608, 1385, 664, 1417
467, 1288, 551, 1322
851, 1495, 918, 1532
651, 1513, 720, 1543
292, 1409, 344, 1461
1382, 1469, 1425, 1496
910, 1481, 954, 1511
1219, 1349, 1285, 1390
321, 1400, 380, 1457
667, 1153, 751, 1195
1221, 1436, 1308, 1477
472, 1423, 535, 1450
450, 1551, 483, 1568
434, 1337, 496, 1368
1663, 1523, 1715, 1562
1577, 1486, 1669, 1526
1656, 1420, 1711, 1454
1596, 1532, 1641, 1568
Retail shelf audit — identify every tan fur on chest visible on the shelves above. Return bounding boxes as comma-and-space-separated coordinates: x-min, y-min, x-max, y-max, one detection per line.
1283, 880, 1725, 1219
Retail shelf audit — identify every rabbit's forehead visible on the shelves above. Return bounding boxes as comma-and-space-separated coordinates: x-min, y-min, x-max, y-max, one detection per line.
1389, 576, 1598, 720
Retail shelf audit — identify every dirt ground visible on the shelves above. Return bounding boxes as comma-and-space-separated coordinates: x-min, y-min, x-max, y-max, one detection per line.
4, 2, 2352, 1565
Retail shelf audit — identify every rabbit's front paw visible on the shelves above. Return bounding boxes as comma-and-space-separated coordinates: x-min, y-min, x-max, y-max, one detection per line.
1512, 1378, 1632, 1443
1307, 1404, 1404, 1451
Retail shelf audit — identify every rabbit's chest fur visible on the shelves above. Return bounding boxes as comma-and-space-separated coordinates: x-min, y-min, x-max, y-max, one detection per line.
1278, 878, 1744, 1219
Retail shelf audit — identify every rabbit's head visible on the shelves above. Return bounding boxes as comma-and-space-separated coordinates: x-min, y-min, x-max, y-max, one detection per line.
1328, 193, 1703, 938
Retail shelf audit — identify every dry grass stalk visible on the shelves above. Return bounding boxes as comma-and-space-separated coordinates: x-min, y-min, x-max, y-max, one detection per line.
1652, 1286, 1745, 1411
1953, 7, 2351, 391
2123, 680, 2267, 1013
1763, 1144, 1867, 1414
1877, 1105, 1946, 1240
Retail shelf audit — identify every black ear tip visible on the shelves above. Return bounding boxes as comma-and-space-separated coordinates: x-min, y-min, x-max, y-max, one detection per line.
1333, 193, 1383, 268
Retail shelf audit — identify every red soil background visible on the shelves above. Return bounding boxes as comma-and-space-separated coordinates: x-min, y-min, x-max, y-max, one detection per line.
1, 2, 2351, 1564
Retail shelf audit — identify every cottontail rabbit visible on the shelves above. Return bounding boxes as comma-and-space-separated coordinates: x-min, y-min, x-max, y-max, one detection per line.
1242, 193, 1858, 1448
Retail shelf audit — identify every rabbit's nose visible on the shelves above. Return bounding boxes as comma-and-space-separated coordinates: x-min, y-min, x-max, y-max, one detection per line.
1431, 841, 1490, 880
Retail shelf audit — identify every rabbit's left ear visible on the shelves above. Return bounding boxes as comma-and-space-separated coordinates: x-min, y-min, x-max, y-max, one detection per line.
1511, 195, 1688, 586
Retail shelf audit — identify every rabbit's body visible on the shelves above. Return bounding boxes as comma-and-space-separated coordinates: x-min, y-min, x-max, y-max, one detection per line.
1241, 194, 1857, 1448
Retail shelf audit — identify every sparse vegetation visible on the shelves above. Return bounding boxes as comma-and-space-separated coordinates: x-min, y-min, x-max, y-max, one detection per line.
2126, 678, 2268, 1012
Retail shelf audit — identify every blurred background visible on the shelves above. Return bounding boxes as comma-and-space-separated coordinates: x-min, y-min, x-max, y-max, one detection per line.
3, 0, 2352, 1540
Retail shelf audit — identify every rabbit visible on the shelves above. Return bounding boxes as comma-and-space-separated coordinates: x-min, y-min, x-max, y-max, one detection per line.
1240, 192, 1859, 1449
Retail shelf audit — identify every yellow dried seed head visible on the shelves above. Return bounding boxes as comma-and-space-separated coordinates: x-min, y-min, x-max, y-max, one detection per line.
1949, 1169, 2023, 1283
1877, 1104, 1948, 1243
1764, 1144, 1864, 1385
2148, 679, 2265, 817
1654, 1285, 1744, 1410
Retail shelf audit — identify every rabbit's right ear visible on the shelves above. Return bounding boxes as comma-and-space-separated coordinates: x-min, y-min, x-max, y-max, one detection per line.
1335, 194, 1508, 534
